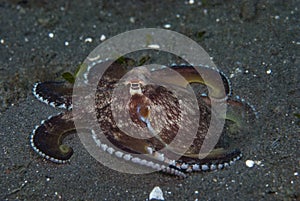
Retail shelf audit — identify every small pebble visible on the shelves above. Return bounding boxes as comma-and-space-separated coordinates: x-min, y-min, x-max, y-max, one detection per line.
84, 37, 93, 43
100, 34, 106, 41
245, 160, 255, 168
188, 0, 194, 5
163, 24, 171, 29
48, 33, 54, 38
266, 69, 272, 74
129, 17, 135, 23
149, 186, 164, 201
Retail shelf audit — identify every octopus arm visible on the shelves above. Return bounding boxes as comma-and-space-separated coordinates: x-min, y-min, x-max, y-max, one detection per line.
225, 97, 257, 131
33, 81, 73, 109
30, 111, 75, 163
199, 95, 257, 131
151, 66, 231, 99
181, 148, 241, 163
106, 129, 157, 155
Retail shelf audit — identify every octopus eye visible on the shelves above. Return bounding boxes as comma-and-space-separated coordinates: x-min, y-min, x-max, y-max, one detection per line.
129, 82, 142, 95
131, 83, 140, 89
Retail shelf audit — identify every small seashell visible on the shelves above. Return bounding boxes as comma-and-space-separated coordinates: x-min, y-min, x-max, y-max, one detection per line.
149, 186, 164, 201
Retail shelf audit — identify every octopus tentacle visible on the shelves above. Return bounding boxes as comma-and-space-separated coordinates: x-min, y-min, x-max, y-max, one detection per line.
228, 95, 258, 119
30, 111, 75, 163
151, 65, 231, 99
168, 150, 243, 176
221, 96, 258, 135
33, 81, 73, 110
92, 126, 242, 178
200, 95, 257, 126
91, 128, 241, 178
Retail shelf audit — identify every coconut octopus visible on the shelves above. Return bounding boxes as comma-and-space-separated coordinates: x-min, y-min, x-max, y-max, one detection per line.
30, 57, 256, 178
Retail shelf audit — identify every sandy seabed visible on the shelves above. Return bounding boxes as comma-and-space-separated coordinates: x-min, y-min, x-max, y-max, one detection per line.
0, 1, 299, 200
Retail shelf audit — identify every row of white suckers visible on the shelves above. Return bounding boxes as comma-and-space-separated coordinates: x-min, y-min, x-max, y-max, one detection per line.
32, 82, 73, 110
30, 112, 70, 164
91, 129, 242, 177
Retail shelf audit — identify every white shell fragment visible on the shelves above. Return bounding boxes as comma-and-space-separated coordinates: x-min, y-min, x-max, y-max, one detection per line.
149, 186, 164, 201
147, 44, 160, 49
100, 34, 106, 41
245, 159, 263, 168
245, 160, 255, 168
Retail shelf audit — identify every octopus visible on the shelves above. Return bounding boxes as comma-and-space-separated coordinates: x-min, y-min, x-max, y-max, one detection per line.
30, 57, 257, 178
